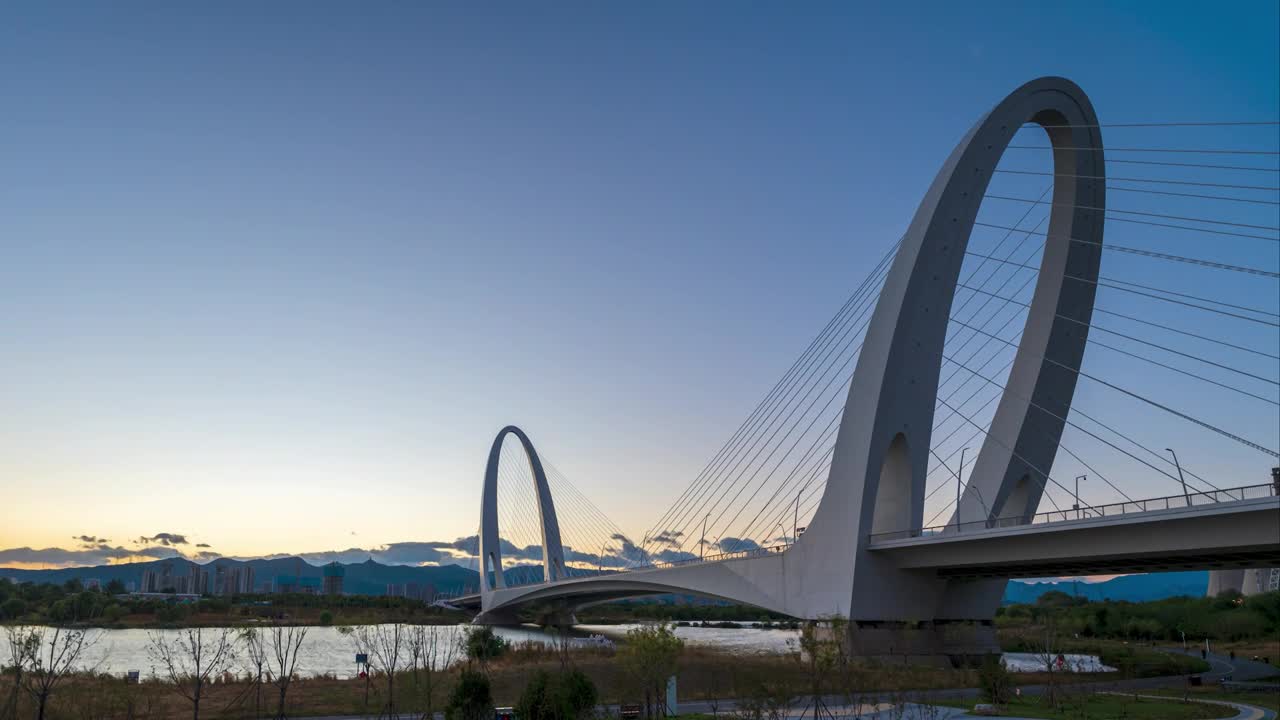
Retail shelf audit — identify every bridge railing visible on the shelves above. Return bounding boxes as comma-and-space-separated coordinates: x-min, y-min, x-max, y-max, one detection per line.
869, 483, 1277, 542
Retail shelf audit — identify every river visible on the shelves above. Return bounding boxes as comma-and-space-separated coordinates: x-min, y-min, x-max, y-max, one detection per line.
1, 624, 1115, 678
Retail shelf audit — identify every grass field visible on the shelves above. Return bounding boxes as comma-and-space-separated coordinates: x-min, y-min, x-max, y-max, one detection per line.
1145, 687, 1280, 714
937, 694, 1237, 719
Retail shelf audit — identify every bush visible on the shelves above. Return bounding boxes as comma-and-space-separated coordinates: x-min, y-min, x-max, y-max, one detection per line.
977, 654, 1014, 705
1, 597, 26, 620
465, 626, 508, 664
517, 669, 599, 720
319, 610, 333, 626
446, 668, 493, 720
103, 604, 126, 623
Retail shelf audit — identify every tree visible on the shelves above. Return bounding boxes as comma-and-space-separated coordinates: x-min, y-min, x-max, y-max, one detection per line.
516, 669, 598, 720
0, 599, 24, 622
445, 668, 493, 720
20, 625, 101, 720
1030, 611, 1065, 709
796, 619, 844, 720
106, 578, 127, 595
618, 624, 683, 719
463, 626, 507, 668
241, 628, 269, 719
408, 624, 457, 720
267, 625, 308, 719
3, 626, 38, 720
977, 654, 1014, 706
350, 624, 407, 716
147, 627, 237, 720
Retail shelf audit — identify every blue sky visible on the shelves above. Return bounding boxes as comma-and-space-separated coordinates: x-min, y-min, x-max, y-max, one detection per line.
1, 2, 1276, 566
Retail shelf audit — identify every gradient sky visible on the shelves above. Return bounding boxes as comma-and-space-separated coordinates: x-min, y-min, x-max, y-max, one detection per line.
2, 2, 1277, 566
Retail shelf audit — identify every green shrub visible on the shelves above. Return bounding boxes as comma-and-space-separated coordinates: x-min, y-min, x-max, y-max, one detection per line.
446, 668, 493, 720
464, 626, 508, 665
517, 669, 599, 720
103, 604, 126, 623
319, 610, 333, 626
977, 654, 1014, 705
0, 597, 26, 620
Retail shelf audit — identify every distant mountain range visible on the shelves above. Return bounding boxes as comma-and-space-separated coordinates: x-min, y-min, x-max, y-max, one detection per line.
0, 556, 479, 597
1001, 571, 1208, 604
0, 558, 1208, 605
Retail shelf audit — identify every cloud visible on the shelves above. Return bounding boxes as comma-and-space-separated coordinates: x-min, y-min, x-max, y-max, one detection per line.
715, 537, 761, 553
136, 533, 189, 547
649, 530, 683, 547
2, 531, 659, 572
655, 549, 697, 563
0, 545, 184, 569
72, 535, 109, 545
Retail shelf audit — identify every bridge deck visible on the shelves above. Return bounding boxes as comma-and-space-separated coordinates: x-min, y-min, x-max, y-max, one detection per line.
868, 493, 1280, 579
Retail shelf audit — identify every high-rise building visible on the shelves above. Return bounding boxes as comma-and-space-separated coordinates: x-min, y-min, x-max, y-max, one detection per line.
141, 562, 177, 593
323, 562, 345, 596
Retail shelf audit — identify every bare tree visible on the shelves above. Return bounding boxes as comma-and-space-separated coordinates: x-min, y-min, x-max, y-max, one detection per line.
20, 626, 101, 720
148, 627, 237, 720
1029, 612, 1064, 709
351, 624, 407, 718
3, 627, 38, 720
240, 628, 268, 719
267, 624, 308, 719
407, 625, 457, 720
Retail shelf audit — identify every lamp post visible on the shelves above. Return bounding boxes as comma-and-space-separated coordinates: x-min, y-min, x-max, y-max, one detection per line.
1166, 448, 1190, 506
700, 513, 710, 561
956, 447, 969, 530
794, 489, 802, 544
598, 543, 608, 575
1074, 475, 1086, 519
775, 522, 787, 548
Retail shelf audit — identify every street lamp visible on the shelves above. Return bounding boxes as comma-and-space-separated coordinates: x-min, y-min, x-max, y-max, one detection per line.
700, 513, 710, 561
794, 489, 802, 544
775, 522, 787, 548
1166, 448, 1190, 506
1074, 475, 1086, 519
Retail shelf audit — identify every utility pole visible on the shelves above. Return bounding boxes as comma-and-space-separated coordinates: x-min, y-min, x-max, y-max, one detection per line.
1166, 448, 1190, 505
956, 447, 968, 531
1074, 475, 1086, 519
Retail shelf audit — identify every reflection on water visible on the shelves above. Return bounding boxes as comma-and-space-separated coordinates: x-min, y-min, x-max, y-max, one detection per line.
0, 624, 1115, 678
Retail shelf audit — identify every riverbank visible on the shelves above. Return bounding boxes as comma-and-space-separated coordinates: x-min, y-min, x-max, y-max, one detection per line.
0, 637, 1223, 720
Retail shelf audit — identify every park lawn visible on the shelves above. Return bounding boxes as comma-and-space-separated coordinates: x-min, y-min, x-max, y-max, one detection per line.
1144, 688, 1280, 713
1219, 638, 1280, 670
938, 694, 1236, 719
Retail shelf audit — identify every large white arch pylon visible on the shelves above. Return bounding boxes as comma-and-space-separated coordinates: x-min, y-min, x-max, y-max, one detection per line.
476, 78, 1108, 650
786, 75, 1105, 623
478, 425, 568, 594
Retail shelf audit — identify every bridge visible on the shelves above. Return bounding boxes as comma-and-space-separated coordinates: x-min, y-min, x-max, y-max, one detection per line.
461, 77, 1280, 663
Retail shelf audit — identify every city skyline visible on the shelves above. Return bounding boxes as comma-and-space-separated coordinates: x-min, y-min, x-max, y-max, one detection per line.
2, 2, 1277, 567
